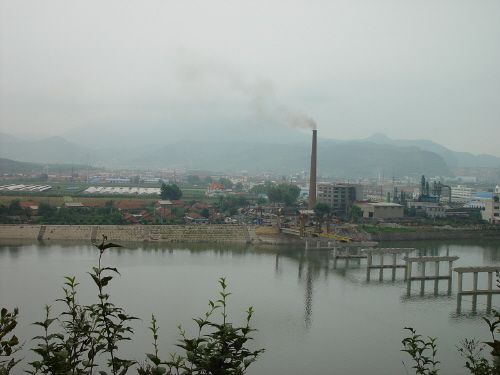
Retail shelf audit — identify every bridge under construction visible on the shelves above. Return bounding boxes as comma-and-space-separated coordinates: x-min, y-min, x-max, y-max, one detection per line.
276, 212, 361, 243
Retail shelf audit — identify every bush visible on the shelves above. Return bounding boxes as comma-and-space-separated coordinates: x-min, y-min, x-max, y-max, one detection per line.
4, 237, 263, 375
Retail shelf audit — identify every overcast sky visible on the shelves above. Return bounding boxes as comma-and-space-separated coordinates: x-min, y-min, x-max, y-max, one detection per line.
1, 0, 499, 156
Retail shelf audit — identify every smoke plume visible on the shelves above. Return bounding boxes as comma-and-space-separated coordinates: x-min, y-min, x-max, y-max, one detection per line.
176, 52, 317, 131
232, 77, 317, 130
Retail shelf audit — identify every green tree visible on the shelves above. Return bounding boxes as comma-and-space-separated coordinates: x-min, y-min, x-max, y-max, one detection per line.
266, 184, 301, 205
218, 177, 233, 190
266, 187, 282, 203
0, 204, 8, 216
278, 184, 301, 202
8, 200, 24, 216
313, 202, 332, 218
160, 183, 183, 200
204, 176, 214, 184
468, 210, 483, 220
348, 204, 363, 223
38, 173, 49, 182
200, 208, 210, 218
283, 192, 294, 206
256, 197, 267, 205
38, 202, 57, 217
234, 182, 244, 192
249, 184, 267, 196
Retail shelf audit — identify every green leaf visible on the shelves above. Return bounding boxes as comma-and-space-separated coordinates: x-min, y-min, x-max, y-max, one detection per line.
146, 353, 161, 366
102, 242, 123, 250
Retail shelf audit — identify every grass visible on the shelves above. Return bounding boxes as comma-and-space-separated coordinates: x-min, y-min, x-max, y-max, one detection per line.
361, 225, 417, 234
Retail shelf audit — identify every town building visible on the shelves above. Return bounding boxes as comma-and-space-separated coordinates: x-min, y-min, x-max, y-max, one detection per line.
482, 185, 500, 224
316, 183, 363, 214
206, 182, 226, 197
356, 202, 404, 219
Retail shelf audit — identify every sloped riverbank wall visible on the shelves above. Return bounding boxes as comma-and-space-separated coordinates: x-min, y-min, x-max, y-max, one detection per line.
0, 224, 262, 244
1, 224, 499, 244
363, 229, 500, 242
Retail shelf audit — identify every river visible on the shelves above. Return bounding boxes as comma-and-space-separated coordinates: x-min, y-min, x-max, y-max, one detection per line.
1, 238, 499, 375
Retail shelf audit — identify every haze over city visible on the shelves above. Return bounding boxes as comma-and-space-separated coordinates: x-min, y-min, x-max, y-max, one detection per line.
1, 0, 499, 157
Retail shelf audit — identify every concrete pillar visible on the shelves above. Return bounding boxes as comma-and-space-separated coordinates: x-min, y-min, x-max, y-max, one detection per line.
392, 253, 397, 267
488, 272, 493, 292
435, 261, 440, 278
457, 272, 463, 294
473, 272, 478, 292
421, 261, 426, 278
367, 253, 372, 267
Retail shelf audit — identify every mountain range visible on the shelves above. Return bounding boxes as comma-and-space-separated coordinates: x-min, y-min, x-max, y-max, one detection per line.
1, 127, 499, 179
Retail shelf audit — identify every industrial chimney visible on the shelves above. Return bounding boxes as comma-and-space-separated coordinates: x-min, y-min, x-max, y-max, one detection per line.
308, 129, 317, 210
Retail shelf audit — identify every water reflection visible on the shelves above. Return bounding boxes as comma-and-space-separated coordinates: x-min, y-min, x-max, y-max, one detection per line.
403, 278, 453, 299
484, 247, 500, 262
2, 239, 500, 375
456, 294, 494, 316
366, 267, 407, 283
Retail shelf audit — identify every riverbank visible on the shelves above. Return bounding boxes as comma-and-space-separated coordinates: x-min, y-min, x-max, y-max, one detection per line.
1, 224, 499, 244
363, 229, 500, 241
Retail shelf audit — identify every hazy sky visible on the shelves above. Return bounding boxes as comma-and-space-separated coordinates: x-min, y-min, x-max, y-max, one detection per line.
1, 0, 499, 156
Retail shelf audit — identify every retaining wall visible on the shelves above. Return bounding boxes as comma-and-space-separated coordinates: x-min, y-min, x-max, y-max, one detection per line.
0, 224, 260, 244
1, 225, 499, 244
364, 229, 500, 242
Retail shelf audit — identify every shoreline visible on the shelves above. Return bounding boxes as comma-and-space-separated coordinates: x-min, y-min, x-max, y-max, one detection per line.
1, 224, 499, 244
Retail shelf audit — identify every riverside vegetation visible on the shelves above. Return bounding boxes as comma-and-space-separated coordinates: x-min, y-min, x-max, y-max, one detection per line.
0, 237, 264, 375
1, 238, 500, 375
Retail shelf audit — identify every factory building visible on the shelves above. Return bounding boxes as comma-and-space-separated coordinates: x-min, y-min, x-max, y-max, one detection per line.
357, 202, 404, 219
451, 185, 477, 200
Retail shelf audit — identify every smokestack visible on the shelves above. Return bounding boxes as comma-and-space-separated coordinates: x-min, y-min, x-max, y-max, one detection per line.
308, 129, 317, 210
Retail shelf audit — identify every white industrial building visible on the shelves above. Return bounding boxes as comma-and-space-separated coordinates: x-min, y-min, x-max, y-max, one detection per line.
482, 185, 500, 224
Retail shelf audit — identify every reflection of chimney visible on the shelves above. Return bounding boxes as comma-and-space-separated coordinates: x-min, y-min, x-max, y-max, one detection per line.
308, 130, 317, 210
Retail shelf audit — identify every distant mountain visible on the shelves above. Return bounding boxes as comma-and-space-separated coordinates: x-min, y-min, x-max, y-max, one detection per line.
0, 133, 95, 164
4, 129, 496, 179
59, 117, 308, 149
357, 133, 500, 168
119, 138, 451, 179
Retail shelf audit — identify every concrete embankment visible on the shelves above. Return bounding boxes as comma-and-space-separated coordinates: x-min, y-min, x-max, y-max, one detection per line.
363, 229, 500, 242
1, 224, 499, 244
0, 224, 266, 244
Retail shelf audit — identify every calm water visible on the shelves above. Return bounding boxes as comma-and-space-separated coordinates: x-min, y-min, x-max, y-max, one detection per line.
1, 238, 500, 375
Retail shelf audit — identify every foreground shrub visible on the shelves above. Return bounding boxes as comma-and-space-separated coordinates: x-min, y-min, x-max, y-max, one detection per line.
7, 236, 264, 375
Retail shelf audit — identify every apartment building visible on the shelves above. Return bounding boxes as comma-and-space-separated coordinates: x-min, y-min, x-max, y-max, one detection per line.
316, 183, 363, 214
